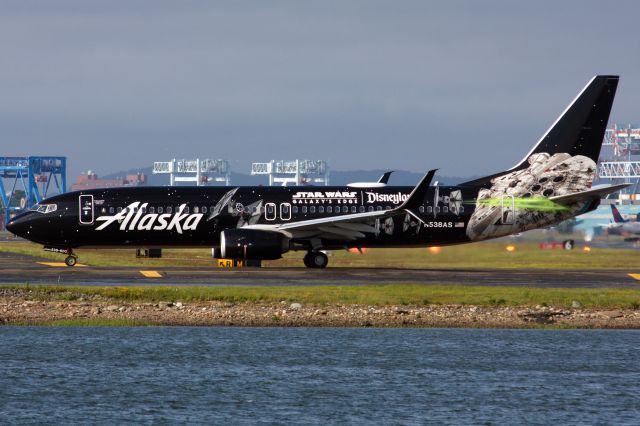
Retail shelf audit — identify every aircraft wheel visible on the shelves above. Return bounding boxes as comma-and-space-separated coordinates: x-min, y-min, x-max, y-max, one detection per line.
304, 251, 328, 269
65, 255, 77, 267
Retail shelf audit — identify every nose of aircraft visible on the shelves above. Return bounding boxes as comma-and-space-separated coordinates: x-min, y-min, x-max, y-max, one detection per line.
5, 213, 31, 239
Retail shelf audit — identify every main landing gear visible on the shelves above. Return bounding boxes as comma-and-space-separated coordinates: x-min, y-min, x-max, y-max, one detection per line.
304, 251, 328, 269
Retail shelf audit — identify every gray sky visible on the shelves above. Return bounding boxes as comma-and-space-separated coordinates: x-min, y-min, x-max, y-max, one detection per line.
1, 0, 639, 180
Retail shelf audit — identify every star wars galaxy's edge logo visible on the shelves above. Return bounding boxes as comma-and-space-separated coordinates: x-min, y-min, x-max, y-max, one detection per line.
292, 191, 410, 205
292, 191, 358, 204
95, 202, 203, 234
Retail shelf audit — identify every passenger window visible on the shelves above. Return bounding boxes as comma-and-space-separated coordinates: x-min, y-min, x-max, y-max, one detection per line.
385, 206, 391, 210
376, 206, 382, 211
368, 206, 374, 212
342, 206, 348, 213
267, 205, 274, 214
158, 207, 164, 214
193, 206, 199, 214
427, 206, 433, 213
443, 206, 449, 213
184, 206, 190, 214
141, 207, 147, 214
202, 206, 208, 214
149, 207, 155, 214
327, 206, 333, 213
101, 207, 106, 214
282, 204, 290, 214
117, 207, 123, 213
351, 206, 357, 213
293, 206, 299, 214
302, 206, 308, 213
310, 206, 316, 213
318, 206, 324, 214
359, 206, 365, 213
459, 206, 465, 213
167, 207, 173, 214
419, 206, 425, 213
109, 207, 114, 214
435, 206, 441, 213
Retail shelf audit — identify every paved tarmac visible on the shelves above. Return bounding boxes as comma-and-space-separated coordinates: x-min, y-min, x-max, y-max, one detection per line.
1, 251, 639, 288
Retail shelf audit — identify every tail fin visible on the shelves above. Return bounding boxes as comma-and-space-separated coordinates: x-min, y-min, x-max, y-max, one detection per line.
611, 204, 627, 223
512, 75, 618, 169
464, 75, 619, 185
377, 171, 393, 184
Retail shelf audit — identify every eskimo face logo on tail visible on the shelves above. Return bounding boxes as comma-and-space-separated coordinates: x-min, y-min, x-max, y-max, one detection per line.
95, 202, 203, 234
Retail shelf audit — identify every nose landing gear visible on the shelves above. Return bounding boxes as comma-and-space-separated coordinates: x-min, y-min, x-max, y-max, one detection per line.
303, 251, 328, 268
44, 246, 78, 267
64, 254, 78, 267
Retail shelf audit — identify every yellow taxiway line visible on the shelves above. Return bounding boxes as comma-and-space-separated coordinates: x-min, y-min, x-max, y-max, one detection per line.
628, 274, 640, 280
140, 270, 163, 278
37, 262, 88, 268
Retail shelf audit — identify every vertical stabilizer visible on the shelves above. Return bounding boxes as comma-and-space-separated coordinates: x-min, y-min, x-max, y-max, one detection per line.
511, 75, 619, 170
611, 204, 627, 223
464, 76, 619, 186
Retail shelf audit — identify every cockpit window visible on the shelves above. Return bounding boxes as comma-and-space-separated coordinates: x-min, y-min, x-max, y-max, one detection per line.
30, 203, 57, 214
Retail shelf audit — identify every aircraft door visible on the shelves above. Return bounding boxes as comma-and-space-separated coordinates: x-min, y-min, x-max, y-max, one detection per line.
79, 195, 94, 225
265, 202, 276, 221
280, 203, 291, 221
501, 195, 515, 225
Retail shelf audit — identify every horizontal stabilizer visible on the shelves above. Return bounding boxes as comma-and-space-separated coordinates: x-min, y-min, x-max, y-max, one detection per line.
550, 183, 630, 204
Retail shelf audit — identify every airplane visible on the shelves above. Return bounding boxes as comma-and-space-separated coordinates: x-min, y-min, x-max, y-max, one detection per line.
610, 204, 640, 234
6, 75, 628, 268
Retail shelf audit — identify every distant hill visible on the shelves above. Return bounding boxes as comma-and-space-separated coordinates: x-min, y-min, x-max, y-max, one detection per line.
102, 167, 476, 187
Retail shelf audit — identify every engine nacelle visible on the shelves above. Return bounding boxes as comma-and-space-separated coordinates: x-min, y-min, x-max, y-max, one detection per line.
219, 229, 289, 260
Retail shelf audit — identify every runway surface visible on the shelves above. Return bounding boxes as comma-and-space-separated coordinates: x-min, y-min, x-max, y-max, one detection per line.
1, 251, 639, 288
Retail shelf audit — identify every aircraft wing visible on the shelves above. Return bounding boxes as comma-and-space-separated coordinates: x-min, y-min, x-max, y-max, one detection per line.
242, 169, 437, 241
550, 183, 630, 205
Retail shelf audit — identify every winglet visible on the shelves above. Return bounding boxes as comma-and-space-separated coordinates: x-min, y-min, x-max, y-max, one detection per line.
396, 169, 437, 210
377, 171, 393, 184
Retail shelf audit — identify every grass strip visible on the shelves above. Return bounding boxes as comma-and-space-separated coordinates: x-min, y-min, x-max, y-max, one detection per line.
4, 284, 640, 309
2, 240, 639, 269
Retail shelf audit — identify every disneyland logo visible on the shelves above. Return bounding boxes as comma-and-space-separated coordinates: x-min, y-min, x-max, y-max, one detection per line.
365, 192, 409, 204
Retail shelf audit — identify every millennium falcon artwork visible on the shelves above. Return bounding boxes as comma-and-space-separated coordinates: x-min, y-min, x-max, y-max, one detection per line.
466, 152, 596, 241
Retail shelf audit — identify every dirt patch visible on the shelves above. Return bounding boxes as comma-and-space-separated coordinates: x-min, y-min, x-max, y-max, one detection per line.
2, 296, 640, 328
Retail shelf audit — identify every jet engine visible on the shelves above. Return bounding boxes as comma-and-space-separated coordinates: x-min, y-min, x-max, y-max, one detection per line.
218, 229, 289, 260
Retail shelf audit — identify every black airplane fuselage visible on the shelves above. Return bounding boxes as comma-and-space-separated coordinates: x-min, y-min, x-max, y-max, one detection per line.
11, 185, 478, 249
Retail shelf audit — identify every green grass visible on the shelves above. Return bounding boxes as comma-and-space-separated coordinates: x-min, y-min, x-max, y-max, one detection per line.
1, 238, 638, 269
5, 284, 640, 309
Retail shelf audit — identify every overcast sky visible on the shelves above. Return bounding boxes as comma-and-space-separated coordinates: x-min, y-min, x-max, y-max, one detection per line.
1, 0, 640, 180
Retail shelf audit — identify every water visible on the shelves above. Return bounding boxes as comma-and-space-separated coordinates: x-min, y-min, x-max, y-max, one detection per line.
1, 328, 639, 425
